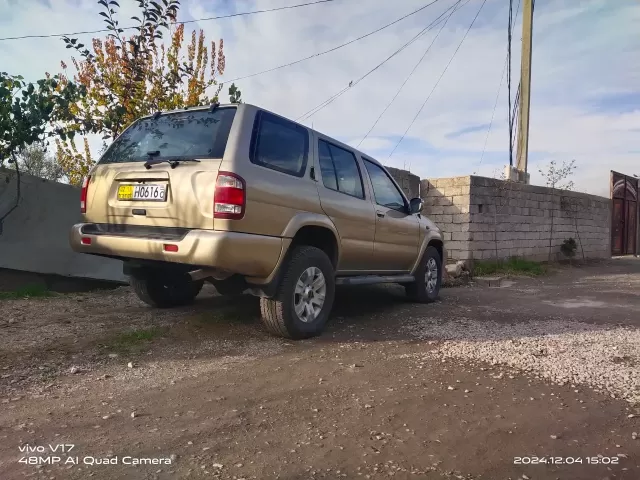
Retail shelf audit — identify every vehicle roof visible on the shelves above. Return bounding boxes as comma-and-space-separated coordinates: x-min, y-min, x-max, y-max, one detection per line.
242, 103, 386, 168
144, 103, 386, 169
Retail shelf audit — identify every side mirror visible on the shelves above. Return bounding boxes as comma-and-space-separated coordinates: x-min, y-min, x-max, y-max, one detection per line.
409, 197, 423, 214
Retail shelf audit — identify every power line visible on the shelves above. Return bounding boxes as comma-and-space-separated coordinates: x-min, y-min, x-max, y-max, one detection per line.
390, 0, 488, 164
225, 0, 446, 84
511, 82, 520, 154
507, 0, 514, 166
356, 0, 465, 148
296, 0, 457, 122
478, 56, 508, 169
0, 0, 342, 41
512, 0, 535, 161
478, 0, 521, 168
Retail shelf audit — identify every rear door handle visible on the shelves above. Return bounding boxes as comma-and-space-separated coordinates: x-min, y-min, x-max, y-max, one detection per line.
376, 211, 385, 218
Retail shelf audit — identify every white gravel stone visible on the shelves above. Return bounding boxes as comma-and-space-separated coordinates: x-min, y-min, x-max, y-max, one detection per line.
405, 318, 640, 405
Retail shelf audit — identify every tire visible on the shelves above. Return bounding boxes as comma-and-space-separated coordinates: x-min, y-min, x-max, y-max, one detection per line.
260, 246, 335, 339
130, 272, 204, 308
405, 245, 442, 303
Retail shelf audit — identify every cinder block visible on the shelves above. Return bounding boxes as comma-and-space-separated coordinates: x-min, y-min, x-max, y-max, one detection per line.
436, 178, 455, 188
453, 213, 472, 224
436, 196, 454, 207
446, 241, 468, 251
453, 177, 472, 187
453, 194, 471, 206
469, 213, 491, 224
443, 205, 460, 214
425, 205, 445, 215
454, 250, 472, 260
452, 232, 472, 241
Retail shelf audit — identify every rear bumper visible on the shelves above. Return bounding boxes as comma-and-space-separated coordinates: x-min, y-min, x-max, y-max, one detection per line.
69, 223, 284, 278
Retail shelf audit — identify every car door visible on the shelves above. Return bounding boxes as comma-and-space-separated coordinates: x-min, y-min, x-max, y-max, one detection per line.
314, 136, 376, 272
362, 158, 419, 272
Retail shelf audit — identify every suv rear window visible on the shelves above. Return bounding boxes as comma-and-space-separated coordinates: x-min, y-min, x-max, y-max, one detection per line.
99, 107, 236, 164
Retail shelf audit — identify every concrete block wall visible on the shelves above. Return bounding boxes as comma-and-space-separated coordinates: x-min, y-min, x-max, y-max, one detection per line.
0, 168, 126, 283
421, 175, 611, 263
420, 176, 473, 262
386, 166, 420, 200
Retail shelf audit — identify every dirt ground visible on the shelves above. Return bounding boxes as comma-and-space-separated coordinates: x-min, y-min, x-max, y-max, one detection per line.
1, 258, 639, 480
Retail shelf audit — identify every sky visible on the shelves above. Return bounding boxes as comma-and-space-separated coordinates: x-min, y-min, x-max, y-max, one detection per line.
1, 0, 639, 197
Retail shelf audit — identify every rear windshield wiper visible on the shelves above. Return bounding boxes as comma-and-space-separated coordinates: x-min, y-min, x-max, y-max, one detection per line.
144, 158, 201, 169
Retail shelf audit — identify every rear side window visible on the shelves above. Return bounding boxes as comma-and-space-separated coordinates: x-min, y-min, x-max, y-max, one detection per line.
250, 111, 309, 177
363, 159, 407, 212
99, 107, 236, 164
318, 141, 337, 190
317, 140, 364, 199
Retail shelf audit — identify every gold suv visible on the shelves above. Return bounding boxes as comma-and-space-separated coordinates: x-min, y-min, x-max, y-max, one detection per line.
70, 103, 445, 339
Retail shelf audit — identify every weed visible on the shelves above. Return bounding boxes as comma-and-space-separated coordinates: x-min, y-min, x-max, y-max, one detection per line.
105, 326, 167, 352
0, 284, 53, 300
474, 257, 546, 277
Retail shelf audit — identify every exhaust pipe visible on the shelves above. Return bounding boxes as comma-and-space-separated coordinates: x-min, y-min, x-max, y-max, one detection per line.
189, 269, 231, 281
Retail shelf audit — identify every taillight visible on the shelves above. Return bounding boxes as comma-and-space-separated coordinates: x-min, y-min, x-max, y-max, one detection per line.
80, 176, 90, 214
214, 172, 245, 220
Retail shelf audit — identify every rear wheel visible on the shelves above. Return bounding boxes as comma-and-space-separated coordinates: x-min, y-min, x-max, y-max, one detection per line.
130, 272, 203, 308
405, 245, 441, 303
260, 246, 335, 339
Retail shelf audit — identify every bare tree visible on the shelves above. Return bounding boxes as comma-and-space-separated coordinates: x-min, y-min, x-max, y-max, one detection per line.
17, 143, 65, 182
538, 160, 576, 261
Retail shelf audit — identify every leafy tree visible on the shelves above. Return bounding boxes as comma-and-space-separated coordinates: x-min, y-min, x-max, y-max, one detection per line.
229, 83, 242, 104
0, 72, 86, 165
57, 0, 241, 176
55, 138, 95, 186
17, 142, 65, 182
0, 72, 85, 225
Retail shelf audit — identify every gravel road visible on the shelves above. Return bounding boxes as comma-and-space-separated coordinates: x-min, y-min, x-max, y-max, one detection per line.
405, 317, 640, 405
0, 258, 638, 480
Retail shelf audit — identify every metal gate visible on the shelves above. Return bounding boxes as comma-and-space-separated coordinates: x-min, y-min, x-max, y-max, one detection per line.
611, 171, 638, 256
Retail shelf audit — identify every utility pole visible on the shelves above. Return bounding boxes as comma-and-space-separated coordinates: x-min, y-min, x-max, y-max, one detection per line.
515, 0, 534, 183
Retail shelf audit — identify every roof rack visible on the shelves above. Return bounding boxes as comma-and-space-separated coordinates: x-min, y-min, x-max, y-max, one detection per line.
152, 111, 162, 119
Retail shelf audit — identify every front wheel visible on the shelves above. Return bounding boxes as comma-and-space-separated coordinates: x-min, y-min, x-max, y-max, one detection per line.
130, 272, 203, 308
405, 245, 442, 303
260, 246, 335, 339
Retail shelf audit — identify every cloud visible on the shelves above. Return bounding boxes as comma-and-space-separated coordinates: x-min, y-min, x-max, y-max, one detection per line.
1, 0, 638, 197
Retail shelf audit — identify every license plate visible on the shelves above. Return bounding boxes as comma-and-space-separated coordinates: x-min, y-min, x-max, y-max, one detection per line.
118, 184, 166, 201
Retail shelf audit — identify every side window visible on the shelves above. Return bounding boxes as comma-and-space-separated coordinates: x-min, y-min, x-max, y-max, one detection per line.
318, 140, 337, 190
363, 159, 406, 212
317, 139, 364, 199
250, 111, 309, 177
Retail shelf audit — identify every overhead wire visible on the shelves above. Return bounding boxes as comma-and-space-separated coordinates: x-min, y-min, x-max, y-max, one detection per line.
356, 0, 465, 149
225, 0, 446, 84
507, 0, 514, 166
511, 0, 535, 163
295, 0, 459, 122
477, 0, 522, 168
0, 0, 342, 41
389, 0, 488, 166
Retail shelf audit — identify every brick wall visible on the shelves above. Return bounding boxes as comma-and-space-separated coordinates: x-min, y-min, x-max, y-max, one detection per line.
421, 175, 611, 263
